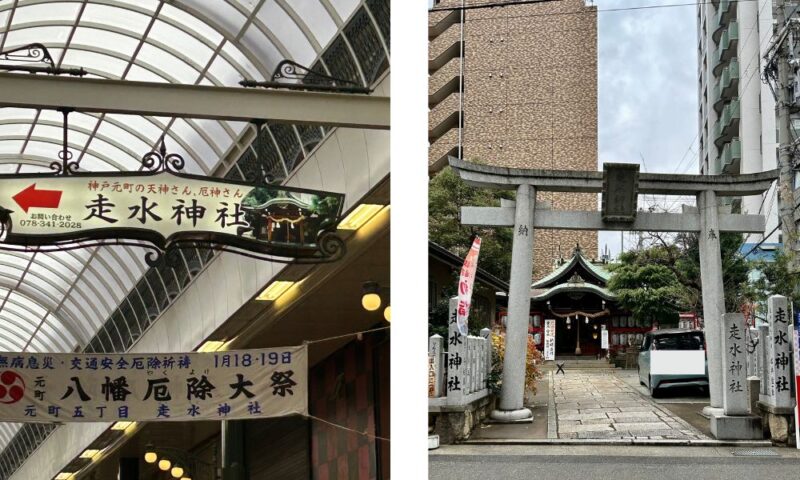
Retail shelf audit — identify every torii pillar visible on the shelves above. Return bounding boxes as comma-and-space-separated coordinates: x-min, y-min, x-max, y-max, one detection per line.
492, 184, 535, 422
697, 189, 725, 412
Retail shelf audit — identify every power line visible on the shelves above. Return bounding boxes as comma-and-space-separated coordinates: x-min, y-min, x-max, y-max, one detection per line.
672, 134, 698, 174
740, 224, 780, 259
430, 0, 759, 14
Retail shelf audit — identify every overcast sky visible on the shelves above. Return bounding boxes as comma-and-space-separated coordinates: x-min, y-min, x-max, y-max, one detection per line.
595, 0, 698, 257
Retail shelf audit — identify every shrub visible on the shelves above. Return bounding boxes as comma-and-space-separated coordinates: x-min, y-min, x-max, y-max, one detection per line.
488, 330, 543, 396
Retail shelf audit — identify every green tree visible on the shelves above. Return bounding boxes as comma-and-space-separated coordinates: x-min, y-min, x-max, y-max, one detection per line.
607, 263, 684, 325
746, 248, 800, 303
613, 232, 750, 318
428, 166, 514, 280
427, 271, 495, 337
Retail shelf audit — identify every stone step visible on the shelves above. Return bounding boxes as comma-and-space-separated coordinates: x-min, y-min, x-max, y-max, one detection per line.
541, 360, 615, 370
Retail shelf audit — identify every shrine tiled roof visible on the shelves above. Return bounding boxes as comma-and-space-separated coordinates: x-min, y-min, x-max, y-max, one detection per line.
530, 281, 617, 302
531, 249, 611, 289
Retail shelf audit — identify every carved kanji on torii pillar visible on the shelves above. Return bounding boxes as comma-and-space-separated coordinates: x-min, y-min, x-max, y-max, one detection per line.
449, 157, 776, 438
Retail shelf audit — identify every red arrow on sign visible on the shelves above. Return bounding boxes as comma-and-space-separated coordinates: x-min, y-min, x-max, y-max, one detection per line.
12, 184, 63, 213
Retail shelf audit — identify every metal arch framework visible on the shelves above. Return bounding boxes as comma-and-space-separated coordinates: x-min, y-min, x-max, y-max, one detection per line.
0, 72, 391, 127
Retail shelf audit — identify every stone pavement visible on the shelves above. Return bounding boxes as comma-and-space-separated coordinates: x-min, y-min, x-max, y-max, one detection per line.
553, 370, 708, 440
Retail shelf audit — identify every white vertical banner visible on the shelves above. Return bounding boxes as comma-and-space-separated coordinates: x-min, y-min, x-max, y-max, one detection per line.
601, 325, 609, 350
544, 319, 556, 361
456, 236, 481, 336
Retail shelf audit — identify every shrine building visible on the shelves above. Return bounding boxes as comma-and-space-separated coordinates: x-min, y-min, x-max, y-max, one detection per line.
497, 247, 652, 358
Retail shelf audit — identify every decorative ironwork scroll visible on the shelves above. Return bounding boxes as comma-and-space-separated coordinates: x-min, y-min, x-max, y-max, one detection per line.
50, 108, 80, 176
271, 59, 362, 87
0, 43, 86, 76
239, 60, 371, 94
0, 144, 346, 265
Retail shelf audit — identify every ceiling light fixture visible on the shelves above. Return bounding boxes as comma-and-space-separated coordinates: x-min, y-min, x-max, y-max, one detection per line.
256, 280, 295, 301
197, 340, 226, 353
338, 204, 384, 230
111, 421, 134, 431
80, 449, 101, 459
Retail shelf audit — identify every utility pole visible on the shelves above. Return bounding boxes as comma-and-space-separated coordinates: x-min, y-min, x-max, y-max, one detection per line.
772, 0, 800, 274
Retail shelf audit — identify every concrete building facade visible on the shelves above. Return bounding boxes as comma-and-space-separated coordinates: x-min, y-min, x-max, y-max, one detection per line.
429, 0, 599, 279
697, 0, 782, 243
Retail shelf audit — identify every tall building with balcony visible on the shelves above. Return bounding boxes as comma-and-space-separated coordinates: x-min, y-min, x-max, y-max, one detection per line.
697, 0, 781, 243
428, 0, 599, 279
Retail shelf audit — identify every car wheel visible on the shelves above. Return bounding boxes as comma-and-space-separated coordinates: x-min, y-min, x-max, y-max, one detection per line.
648, 375, 659, 398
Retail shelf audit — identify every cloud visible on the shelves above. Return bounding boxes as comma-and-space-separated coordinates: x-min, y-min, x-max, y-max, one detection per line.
597, 0, 698, 173
595, 0, 698, 255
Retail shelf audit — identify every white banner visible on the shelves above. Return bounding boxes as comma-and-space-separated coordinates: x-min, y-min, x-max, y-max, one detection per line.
456, 236, 481, 336
601, 327, 609, 350
0, 346, 307, 422
544, 319, 556, 361
0, 172, 343, 253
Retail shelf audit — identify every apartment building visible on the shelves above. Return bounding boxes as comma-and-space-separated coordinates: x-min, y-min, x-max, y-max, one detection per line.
697, 0, 781, 243
428, 0, 599, 279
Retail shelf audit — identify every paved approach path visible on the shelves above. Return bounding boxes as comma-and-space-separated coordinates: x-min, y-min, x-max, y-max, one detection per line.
553, 369, 708, 439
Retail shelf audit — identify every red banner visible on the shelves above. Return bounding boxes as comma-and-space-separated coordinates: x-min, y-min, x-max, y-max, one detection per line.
456, 236, 481, 336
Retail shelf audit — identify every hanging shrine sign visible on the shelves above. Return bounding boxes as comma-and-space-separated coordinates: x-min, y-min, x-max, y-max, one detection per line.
0, 169, 345, 264
0, 345, 307, 422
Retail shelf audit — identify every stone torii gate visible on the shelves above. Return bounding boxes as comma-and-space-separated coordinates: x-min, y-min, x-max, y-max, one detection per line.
449, 157, 777, 437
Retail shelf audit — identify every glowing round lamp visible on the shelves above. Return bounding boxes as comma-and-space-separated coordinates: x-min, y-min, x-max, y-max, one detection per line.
171, 465, 184, 478
361, 282, 382, 311
362, 293, 381, 311
158, 459, 171, 471
144, 451, 157, 464
383, 306, 391, 322
592, 332, 598, 340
